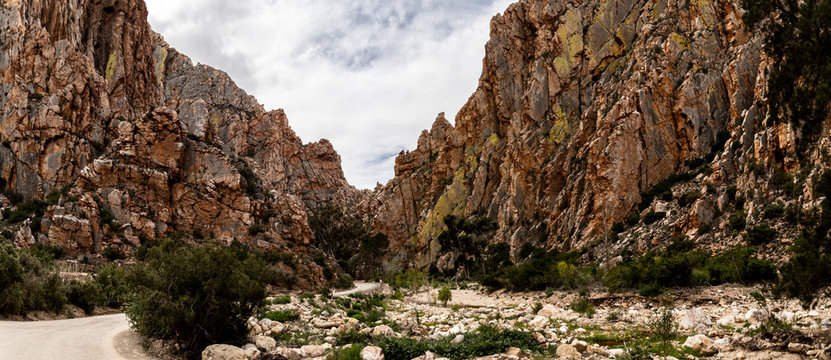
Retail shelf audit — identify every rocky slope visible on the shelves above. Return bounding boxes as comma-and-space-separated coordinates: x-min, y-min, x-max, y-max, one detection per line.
0, 0, 360, 276
360, 0, 819, 270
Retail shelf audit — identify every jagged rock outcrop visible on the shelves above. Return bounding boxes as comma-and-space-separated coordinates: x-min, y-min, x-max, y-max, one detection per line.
0, 0, 360, 276
360, 0, 780, 269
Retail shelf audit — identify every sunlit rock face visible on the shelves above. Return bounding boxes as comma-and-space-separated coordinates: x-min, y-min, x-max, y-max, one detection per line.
0, 0, 360, 287
360, 0, 773, 269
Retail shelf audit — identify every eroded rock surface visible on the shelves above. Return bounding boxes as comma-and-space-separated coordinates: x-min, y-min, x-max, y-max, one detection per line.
360, 0, 775, 268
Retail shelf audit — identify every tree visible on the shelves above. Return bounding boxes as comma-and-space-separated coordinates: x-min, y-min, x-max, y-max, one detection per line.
741, 0, 831, 142
124, 240, 271, 358
437, 285, 452, 307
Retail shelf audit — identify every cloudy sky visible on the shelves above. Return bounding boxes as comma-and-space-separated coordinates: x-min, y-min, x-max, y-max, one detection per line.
144, 0, 514, 189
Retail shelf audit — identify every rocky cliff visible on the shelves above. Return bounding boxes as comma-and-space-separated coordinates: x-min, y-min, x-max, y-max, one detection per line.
0, 0, 360, 275
360, 0, 819, 270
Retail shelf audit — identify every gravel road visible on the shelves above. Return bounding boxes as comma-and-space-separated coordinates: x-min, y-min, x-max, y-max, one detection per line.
0, 313, 154, 360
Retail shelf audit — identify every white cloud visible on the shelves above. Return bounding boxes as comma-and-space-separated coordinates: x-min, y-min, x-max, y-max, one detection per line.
145, 0, 514, 189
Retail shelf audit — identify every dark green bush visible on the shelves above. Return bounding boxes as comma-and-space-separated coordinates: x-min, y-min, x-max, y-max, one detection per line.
642, 211, 665, 225
746, 223, 777, 245
264, 309, 300, 323
95, 264, 128, 307
336, 329, 370, 345
67, 279, 104, 314
729, 211, 747, 230
272, 294, 291, 305
625, 214, 640, 226
604, 243, 776, 294
741, 0, 831, 136
763, 203, 785, 219
247, 223, 267, 236
327, 343, 364, 360
611, 222, 625, 233
102, 246, 126, 261
678, 191, 701, 207
378, 324, 539, 360
777, 172, 831, 306
124, 240, 270, 357
0, 245, 24, 314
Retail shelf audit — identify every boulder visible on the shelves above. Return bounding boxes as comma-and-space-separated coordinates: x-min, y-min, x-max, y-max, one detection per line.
537, 304, 559, 317
556, 344, 582, 359
371, 325, 395, 338
528, 315, 549, 330
300, 344, 332, 358
679, 308, 713, 330
745, 309, 769, 326
202, 344, 247, 360
252, 335, 277, 352
361, 346, 384, 360
683, 334, 717, 355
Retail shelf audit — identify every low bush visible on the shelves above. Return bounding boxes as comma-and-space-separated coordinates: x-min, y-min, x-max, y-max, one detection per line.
642, 211, 665, 225
272, 294, 291, 305
67, 279, 103, 314
336, 329, 370, 345
264, 309, 300, 323
437, 285, 451, 307
377, 324, 540, 360
95, 264, 128, 307
333, 273, 354, 289
729, 211, 747, 230
678, 191, 701, 207
603, 242, 776, 294
746, 223, 777, 245
763, 203, 785, 219
326, 343, 364, 360
569, 296, 595, 318
102, 246, 126, 261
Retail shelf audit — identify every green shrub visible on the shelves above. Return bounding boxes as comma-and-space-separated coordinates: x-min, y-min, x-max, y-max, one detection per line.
124, 240, 270, 356
336, 329, 370, 345
264, 309, 301, 323
247, 223, 267, 236
67, 279, 104, 314
678, 191, 701, 207
763, 203, 785, 219
327, 343, 364, 360
272, 294, 291, 305
531, 302, 543, 315
102, 246, 126, 261
333, 273, 354, 289
741, 0, 831, 135
0, 244, 24, 314
95, 265, 128, 307
611, 222, 625, 233
650, 307, 678, 357
569, 296, 595, 318
729, 211, 747, 230
777, 172, 831, 306
746, 223, 777, 245
604, 243, 776, 294
691, 268, 711, 285
438, 285, 452, 307
625, 214, 640, 226
642, 211, 665, 225
378, 324, 539, 360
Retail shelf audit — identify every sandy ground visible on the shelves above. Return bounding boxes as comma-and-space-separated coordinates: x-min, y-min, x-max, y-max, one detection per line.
0, 313, 156, 360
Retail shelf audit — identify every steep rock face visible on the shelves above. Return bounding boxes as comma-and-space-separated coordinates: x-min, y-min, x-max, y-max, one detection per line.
362, 0, 769, 268
0, 0, 359, 268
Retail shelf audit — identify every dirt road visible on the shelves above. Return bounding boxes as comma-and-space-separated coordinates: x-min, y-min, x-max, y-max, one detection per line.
0, 313, 154, 360
333, 281, 382, 296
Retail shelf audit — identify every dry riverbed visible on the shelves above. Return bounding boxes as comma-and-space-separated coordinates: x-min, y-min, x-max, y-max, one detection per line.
205, 283, 831, 360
